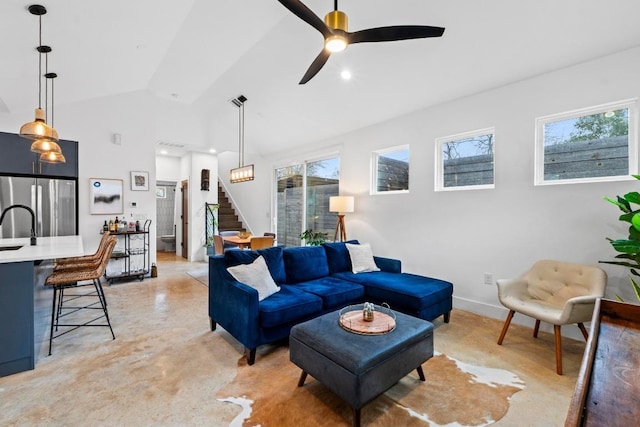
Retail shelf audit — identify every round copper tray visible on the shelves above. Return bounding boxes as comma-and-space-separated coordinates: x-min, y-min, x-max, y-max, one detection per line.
338, 304, 396, 335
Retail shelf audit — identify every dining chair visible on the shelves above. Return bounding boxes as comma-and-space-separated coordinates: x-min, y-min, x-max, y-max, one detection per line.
496, 259, 607, 374
44, 236, 118, 355
212, 235, 225, 255
219, 230, 240, 250
250, 236, 274, 250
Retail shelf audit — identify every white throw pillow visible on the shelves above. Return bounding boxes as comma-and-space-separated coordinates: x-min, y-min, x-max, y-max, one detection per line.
346, 243, 380, 274
226, 255, 280, 301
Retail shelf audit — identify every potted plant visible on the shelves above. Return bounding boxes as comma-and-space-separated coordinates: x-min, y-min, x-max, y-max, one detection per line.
299, 229, 326, 246
602, 175, 640, 301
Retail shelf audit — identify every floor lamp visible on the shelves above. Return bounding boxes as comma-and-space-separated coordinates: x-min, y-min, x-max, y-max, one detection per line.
329, 196, 354, 242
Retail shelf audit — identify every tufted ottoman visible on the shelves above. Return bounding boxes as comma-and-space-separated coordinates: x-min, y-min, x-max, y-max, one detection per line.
290, 309, 434, 427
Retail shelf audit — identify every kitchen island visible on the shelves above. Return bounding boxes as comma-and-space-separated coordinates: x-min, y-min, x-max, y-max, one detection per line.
0, 235, 83, 377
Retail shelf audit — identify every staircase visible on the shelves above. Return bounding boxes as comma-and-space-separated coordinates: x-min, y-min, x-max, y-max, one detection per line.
217, 182, 245, 232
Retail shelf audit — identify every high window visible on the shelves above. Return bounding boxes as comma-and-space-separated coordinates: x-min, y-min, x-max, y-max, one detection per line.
435, 128, 495, 191
275, 156, 339, 247
371, 145, 410, 194
535, 99, 638, 185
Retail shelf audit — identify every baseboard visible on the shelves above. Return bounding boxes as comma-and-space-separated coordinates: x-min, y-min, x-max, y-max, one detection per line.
452, 296, 587, 341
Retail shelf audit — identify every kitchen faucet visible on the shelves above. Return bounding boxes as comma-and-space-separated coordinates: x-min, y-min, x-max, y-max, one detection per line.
0, 204, 37, 245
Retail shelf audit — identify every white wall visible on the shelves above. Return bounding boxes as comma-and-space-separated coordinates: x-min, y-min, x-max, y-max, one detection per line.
235, 46, 640, 338
187, 152, 218, 261
156, 156, 181, 182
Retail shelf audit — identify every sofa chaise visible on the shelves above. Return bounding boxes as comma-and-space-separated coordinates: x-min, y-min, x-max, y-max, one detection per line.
208, 241, 453, 364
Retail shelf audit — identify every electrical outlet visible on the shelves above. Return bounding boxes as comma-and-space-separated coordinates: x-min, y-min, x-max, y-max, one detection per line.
483, 273, 493, 286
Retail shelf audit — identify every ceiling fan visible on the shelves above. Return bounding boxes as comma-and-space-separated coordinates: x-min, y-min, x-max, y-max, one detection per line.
277, 0, 445, 84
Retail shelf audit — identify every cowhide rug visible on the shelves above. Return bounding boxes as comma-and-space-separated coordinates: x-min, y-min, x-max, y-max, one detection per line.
217, 347, 525, 427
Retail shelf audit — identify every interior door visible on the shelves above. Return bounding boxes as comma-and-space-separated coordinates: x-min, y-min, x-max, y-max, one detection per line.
181, 180, 188, 259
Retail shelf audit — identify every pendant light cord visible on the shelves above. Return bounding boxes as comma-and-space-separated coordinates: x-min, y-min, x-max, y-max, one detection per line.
37, 14, 42, 109
44, 52, 48, 122
238, 102, 244, 168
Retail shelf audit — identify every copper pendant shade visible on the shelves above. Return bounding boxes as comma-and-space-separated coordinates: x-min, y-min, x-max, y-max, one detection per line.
40, 150, 66, 164
30, 138, 62, 154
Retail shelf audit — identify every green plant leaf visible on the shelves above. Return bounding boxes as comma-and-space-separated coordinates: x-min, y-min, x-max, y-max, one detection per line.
600, 260, 640, 269
614, 253, 635, 259
619, 212, 635, 223
610, 239, 640, 253
625, 192, 640, 205
604, 196, 630, 212
629, 225, 640, 241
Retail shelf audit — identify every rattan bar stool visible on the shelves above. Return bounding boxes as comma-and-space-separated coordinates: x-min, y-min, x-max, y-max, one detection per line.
54, 231, 111, 271
45, 236, 117, 355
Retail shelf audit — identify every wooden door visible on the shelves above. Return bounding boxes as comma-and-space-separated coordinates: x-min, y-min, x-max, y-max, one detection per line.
181, 180, 189, 259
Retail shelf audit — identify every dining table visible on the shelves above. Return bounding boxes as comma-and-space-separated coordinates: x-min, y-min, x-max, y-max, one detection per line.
221, 235, 252, 249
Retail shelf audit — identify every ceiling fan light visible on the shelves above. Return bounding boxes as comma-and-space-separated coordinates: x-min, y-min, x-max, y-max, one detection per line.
19, 108, 59, 141
30, 138, 62, 154
39, 150, 66, 164
325, 35, 347, 52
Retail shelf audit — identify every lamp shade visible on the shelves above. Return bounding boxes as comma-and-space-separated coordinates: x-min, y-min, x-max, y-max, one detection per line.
230, 164, 254, 183
329, 196, 354, 214
30, 138, 62, 154
40, 150, 66, 164
19, 108, 59, 141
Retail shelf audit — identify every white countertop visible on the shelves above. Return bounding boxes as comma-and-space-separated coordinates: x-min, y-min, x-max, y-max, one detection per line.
0, 235, 84, 264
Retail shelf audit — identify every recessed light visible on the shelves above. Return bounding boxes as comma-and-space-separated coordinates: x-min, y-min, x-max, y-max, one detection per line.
160, 150, 168, 155
209, 148, 216, 153
341, 70, 352, 80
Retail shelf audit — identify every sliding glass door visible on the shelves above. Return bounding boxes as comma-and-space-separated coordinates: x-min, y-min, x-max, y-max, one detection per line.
275, 157, 339, 247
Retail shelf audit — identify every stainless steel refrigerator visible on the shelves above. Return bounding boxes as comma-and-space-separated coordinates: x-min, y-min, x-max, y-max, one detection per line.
0, 176, 77, 238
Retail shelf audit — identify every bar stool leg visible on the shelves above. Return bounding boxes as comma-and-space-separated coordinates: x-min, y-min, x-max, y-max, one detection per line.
49, 285, 58, 356
95, 278, 115, 340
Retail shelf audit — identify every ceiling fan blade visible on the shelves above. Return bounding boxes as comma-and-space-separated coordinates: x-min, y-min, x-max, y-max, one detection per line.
277, 0, 331, 38
299, 49, 332, 85
348, 25, 445, 44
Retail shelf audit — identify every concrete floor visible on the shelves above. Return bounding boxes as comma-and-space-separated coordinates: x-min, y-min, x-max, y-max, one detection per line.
0, 252, 585, 426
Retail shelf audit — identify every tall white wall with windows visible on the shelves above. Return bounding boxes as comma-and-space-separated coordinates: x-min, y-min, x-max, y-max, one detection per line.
246, 47, 640, 338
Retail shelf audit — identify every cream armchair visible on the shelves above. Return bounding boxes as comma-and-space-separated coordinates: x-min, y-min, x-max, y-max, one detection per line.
496, 260, 606, 375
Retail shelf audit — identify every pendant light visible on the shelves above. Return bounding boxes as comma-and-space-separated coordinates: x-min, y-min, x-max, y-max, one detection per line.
39, 72, 65, 164
19, 5, 59, 143
32, 50, 63, 156
229, 95, 255, 183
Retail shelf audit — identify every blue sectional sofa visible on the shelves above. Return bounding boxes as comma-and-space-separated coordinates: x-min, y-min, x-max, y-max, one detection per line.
208, 241, 453, 365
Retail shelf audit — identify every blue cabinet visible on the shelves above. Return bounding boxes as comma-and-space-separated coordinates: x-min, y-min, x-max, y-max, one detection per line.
0, 261, 35, 377
0, 131, 78, 178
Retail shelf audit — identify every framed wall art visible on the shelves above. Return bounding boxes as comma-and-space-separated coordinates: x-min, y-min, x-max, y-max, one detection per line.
131, 171, 149, 191
90, 178, 124, 215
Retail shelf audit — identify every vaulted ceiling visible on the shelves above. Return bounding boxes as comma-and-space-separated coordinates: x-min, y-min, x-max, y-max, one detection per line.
2, 0, 640, 157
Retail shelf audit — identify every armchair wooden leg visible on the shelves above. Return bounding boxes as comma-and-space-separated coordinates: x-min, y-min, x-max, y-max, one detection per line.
498, 310, 515, 345
554, 325, 563, 375
577, 323, 588, 341
533, 319, 541, 338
